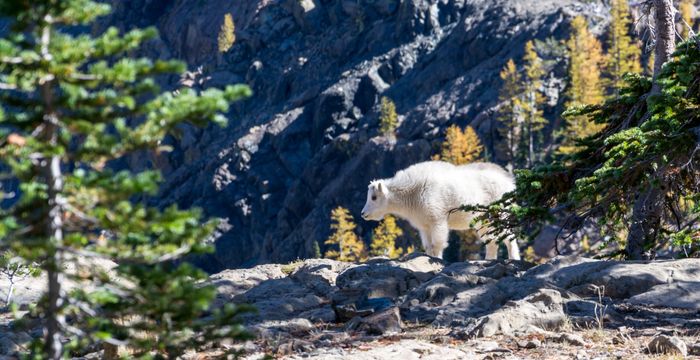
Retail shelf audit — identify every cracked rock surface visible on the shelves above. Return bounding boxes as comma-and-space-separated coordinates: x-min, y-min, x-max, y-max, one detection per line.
201, 255, 700, 357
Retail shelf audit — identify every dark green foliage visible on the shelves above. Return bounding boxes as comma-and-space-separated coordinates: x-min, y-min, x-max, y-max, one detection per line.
0, 0, 253, 358
468, 37, 700, 258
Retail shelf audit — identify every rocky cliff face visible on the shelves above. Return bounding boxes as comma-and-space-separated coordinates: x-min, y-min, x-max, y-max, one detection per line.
103, 0, 609, 271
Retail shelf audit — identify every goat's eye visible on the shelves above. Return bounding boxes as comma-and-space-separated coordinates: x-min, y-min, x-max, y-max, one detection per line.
371, 196, 377, 201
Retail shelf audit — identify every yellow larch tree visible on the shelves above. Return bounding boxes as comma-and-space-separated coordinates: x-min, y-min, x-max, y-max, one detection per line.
606, 0, 641, 94
521, 41, 548, 167
433, 125, 483, 165
379, 96, 399, 137
218, 13, 236, 53
324, 207, 367, 262
496, 59, 523, 169
559, 16, 606, 155
679, 0, 695, 39
370, 215, 406, 258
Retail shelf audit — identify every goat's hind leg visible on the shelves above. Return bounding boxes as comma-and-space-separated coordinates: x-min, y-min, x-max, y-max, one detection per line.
484, 239, 499, 260
477, 226, 499, 260
506, 235, 520, 260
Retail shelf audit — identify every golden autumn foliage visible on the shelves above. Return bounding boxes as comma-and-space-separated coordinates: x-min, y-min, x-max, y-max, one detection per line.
370, 215, 406, 258
496, 59, 523, 167
646, 51, 655, 76
379, 96, 399, 137
521, 41, 547, 167
457, 229, 482, 261
217, 13, 236, 53
679, 0, 695, 39
496, 42, 546, 169
559, 16, 606, 155
433, 125, 483, 165
522, 246, 545, 264
606, 0, 641, 93
324, 207, 367, 262
566, 16, 605, 106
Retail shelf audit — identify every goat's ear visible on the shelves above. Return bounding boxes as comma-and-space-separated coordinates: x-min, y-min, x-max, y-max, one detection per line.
377, 182, 387, 196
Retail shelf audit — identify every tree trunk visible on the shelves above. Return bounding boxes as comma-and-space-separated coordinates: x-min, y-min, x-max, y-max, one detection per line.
39, 22, 65, 360
650, 0, 676, 96
43, 135, 65, 360
5, 281, 14, 305
626, 187, 665, 259
528, 91, 535, 168
625, 0, 676, 260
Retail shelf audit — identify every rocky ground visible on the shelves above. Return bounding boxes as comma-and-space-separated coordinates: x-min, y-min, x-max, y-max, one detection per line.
207, 254, 700, 359
1, 254, 699, 358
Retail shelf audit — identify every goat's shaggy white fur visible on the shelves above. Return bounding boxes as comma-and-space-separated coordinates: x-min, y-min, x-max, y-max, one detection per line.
361, 161, 519, 260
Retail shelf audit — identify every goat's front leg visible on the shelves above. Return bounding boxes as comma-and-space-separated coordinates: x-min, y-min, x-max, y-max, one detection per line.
418, 228, 430, 255
428, 221, 449, 259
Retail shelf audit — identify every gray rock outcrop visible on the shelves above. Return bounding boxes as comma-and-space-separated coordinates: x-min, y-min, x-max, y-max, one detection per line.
206, 255, 700, 347
2, 255, 699, 358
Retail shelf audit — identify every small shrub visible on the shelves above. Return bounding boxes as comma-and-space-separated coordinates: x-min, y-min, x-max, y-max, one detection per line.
218, 13, 236, 53
370, 215, 405, 258
324, 207, 367, 262
379, 97, 399, 137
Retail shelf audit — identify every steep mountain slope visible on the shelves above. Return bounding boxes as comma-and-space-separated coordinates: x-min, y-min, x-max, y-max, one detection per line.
104, 0, 609, 271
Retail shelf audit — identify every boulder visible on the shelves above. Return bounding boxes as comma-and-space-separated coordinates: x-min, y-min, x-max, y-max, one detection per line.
556, 333, 588, 346
0, 331, 31, 356
252, 318, 315, 338
647, 335, 688, 356
348, 307, 403, 335
517, 339, 541, 349
689, 342, 700, 356
468, 288, 569, 337
628, 281, 700, 310
524, 256, 700, 299
334, 255, 443, 306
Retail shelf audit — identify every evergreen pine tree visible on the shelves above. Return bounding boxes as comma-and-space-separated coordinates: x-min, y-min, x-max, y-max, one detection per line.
496, 59, 523, 169
218, 13, 236, 53
606, 0, 642, 94
324, 207, 366, 262
559, 16, 606, 154
370, 215, 405, 258
0, 1, 252, 357
521, 41, 548, 167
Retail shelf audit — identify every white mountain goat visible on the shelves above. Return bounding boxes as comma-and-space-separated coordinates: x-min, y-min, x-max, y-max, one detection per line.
361, 161, 520, 260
